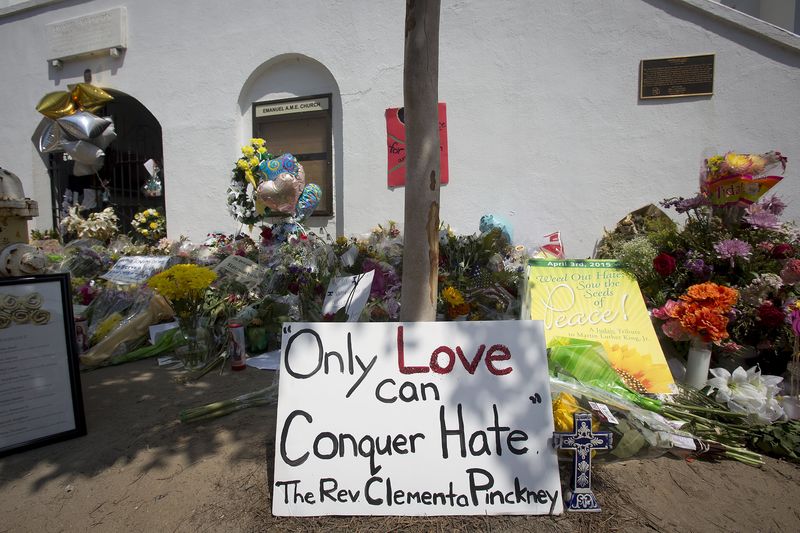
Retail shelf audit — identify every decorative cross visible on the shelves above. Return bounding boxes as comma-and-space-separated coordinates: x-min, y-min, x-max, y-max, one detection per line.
553, 411, 612, 512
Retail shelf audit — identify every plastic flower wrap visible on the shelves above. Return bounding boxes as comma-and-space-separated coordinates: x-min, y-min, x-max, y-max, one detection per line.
549, 376, 689, 462
131, 208, 165, 242
59, 240, 112, 279
548, 340, 768, 465
547, 336, 662, 412
80, 288, 175, 367
701, 151, 787, 207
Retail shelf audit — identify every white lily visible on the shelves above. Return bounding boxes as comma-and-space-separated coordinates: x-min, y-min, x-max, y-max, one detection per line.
707, 366, 785, 424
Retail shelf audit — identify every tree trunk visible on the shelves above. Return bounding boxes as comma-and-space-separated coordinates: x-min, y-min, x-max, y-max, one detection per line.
400, 0, 441, 322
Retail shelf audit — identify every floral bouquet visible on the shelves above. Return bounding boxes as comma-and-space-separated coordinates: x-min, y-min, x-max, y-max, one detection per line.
60, 206, 119, 243
131, 208, 165, 242
147, 264, 217, 320
147, 264, 218, 370
227, 138, 273, 226
437, 223, 525, 321
599, 150, 798, 377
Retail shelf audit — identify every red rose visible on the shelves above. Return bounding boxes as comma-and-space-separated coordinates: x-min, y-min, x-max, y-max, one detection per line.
757, 301, 785, 329
653, 252, 677, 276
260, 226, 273, 244
771, 243, 794, 259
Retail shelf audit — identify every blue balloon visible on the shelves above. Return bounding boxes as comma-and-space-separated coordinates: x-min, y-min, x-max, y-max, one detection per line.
479, 214, 513, 243
259, 153, 298, 181
295, 184, 322, 221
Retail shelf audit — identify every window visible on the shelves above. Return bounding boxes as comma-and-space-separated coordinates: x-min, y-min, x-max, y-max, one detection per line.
252, 94, 333, 216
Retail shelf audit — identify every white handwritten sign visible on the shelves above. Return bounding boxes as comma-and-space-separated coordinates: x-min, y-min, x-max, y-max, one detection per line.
273, 320, 562, 516
213, 255, 267, 289
321, 272, 374, 322
101, 256, 170, 285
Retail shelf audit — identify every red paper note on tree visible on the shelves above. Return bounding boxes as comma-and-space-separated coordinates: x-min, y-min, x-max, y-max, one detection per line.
385, 103, 449, 188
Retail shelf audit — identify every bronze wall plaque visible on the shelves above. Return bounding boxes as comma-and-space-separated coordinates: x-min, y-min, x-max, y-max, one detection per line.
639, 54, 714, 99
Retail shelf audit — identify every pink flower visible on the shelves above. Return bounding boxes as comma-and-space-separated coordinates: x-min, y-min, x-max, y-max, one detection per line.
662, 318, 690, 341
781, 259, 800, 284
652, 299, 682, 320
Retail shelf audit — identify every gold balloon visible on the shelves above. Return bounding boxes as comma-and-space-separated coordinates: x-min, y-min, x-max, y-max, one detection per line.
68, 83, 113, 112
35, 91, 75, 119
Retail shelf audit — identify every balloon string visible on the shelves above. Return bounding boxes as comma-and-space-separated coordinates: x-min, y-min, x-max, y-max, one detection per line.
289, 217, 309, 237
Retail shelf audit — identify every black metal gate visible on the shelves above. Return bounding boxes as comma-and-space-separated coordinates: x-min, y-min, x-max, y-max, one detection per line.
47, 90, 165, 236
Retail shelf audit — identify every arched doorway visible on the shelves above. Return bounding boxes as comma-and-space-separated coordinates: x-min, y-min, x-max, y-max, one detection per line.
46, 90, 165, 235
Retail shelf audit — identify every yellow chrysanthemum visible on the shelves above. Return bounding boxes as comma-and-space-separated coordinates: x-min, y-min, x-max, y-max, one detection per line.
442, 286, 465, 306
148, 264, 217, 317
602, 342, 674, 394
236, 159, 249, 170
250, 138, 266, 147
257, 147, 267, 154
149, 222, 158, 229
241, 145, 255, 157
249, 157, 259, 168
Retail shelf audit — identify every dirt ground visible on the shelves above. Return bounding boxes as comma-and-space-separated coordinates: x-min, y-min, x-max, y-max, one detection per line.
1, 358, 799, 533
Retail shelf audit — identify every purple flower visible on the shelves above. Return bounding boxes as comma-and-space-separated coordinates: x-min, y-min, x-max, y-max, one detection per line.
661, 195, 707, 213
760, 194, 787, 216
362, 259, 400, 298
791, 309, 800, 336
714, 239, 752, 260
744, 204, 781, 230
685, 258, 712, 280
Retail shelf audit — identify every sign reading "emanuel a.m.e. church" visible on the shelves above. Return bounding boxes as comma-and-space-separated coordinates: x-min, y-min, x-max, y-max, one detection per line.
254, 98, 329, 118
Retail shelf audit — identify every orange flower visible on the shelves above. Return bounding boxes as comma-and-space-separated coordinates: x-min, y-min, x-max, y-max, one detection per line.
674, 303, 730, 343
681, 282, 738, 313
446, 302, 470, 319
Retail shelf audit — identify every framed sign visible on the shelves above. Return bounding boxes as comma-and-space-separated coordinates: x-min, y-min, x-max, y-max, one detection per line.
252, 93, 333, 216
273, 320, 562, 516
639, 53, 714, 99
0, 273, 86, 457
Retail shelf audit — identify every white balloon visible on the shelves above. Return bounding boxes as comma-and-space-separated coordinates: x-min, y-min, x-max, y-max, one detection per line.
57, 111, 111, 141
63, 140, 104, 165
38, 119, 65, 153
95, 120, 117, 149
72, 160, 104, 176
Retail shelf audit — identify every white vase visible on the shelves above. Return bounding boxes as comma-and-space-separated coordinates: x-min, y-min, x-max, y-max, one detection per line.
782, 396, 800, 420
684, 339, 712, 389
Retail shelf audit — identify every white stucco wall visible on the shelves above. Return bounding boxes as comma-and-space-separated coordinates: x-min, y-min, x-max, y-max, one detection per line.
0, 0, 798, 257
